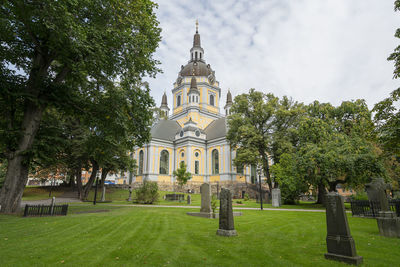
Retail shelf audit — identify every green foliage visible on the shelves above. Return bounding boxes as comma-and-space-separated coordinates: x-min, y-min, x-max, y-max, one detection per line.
271, 153, 309, 204
227, 89, 304, 189
134, 180, 159, 204
243, 193, 250, 201
351, 191, 369, 201
173, 161, 192, 187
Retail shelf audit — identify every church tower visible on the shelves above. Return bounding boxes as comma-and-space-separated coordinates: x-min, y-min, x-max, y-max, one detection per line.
171, 21, 222, 129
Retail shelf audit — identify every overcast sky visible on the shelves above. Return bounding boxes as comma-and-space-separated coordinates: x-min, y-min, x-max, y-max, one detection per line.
146, 0, 400, 110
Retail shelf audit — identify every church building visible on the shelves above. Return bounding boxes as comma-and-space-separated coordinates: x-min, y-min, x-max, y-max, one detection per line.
132, 23, 260, 189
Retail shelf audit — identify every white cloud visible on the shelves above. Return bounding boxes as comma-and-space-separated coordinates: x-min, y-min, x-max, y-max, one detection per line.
146, 0, 400, 110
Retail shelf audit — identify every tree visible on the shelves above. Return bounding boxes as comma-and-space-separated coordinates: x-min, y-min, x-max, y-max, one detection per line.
273, 100, 385, 204
227, 89, 303, 190
173, 161, 192, 189
0, 1, 161, 213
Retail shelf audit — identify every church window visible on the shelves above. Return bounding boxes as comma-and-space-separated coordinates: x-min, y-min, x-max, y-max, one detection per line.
210, 94, 215, 106
196, 96, 198, 103
177, 95, 181, 106
138, 150, 144, 175
189, 96, 191, 103
195, 161, 199, 174
237, 164, 244, 174
195, 130, 200, 137
195, 152, 199, 157
159, 150, 169, 174
212, 149, 219, 174
191, 53, 193, 60
195, 51, 198, 60
200, 53, 202, 59
181, 152, 184, 157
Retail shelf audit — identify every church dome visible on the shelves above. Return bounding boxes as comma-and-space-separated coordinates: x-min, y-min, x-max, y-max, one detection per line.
180, 61, 213, 77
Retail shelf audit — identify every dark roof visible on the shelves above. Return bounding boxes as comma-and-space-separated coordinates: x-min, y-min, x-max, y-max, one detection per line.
151, 120, 181, 141
226, 90, 232, 104
161, 92, 168, 105
180, 61, 212, 77
189, 76, 199, 94
193, 32, 201, 47
204, 117, 226, 141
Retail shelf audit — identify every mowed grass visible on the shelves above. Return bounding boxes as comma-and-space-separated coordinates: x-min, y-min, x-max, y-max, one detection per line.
0, 205, 399, 266
24, 186, 330, 210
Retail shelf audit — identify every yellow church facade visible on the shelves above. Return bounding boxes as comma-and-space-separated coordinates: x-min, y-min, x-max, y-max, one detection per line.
132, 24, 260, 188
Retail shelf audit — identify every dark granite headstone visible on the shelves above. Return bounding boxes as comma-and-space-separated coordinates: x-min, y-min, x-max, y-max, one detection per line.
216, 188, 237, 236
187, 194, 192, 205
365, 177, 389, 211
324, 192, 363, 265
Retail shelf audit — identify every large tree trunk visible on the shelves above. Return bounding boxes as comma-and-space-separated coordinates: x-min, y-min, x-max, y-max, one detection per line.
81, 159, 99, 200
316, 182, 327, 205
0, 103, 44, 213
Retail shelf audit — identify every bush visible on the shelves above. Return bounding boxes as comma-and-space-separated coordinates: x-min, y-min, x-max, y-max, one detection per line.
134, 181, 159, 204
211, 194, 218, 215
244, 193, 250, 201
351, 191, 368, 200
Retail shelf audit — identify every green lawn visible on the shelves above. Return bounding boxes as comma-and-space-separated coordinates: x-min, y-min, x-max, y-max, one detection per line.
0, 205, 399, 266
22, 186, 347, 210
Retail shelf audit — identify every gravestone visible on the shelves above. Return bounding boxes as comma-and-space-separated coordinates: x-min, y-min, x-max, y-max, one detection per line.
271, 188, 281, 207
187, 194, 192, 205
200, 183, 211, 213
324, 192, 363, 265
368, 178, 400, 238
365, 178, 389, 210
217, 188, 237, 237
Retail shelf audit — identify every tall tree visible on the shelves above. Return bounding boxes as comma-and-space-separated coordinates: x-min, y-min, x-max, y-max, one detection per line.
227, 89, 303, 190
273, 100, 385, 204
0, 1, 161, 213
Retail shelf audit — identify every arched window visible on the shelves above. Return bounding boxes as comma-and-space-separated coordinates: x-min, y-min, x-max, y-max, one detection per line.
138, 150, 144, 175
212, 149, 219, 174
196, 96, 198, 103
159, 150, 169, 174
210, 94, 215, 106
195, 161, 199, 174
177, 95, 181, 106
191, 53, 193, 60
195, 51, 198, 60
200, 53, 202, 59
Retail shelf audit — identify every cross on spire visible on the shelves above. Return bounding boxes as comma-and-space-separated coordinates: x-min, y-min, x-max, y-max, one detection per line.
196, 19, 199, 33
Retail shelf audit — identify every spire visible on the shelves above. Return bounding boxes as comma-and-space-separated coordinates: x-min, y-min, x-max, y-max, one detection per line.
161, 92, 168, 106
190, 19, 204, 61
224, 90, 233, 115
193, 20, 201, 47
160, 92, 169, 116
226, 90, 232, 105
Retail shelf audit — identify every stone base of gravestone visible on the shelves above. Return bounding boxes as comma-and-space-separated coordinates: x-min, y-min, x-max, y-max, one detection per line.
325, 192, 363, 265
271, 188, 281, 207
376, 211, 400, 238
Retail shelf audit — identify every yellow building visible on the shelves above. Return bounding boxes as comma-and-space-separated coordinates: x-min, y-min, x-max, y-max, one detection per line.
132, 24, 259, 188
